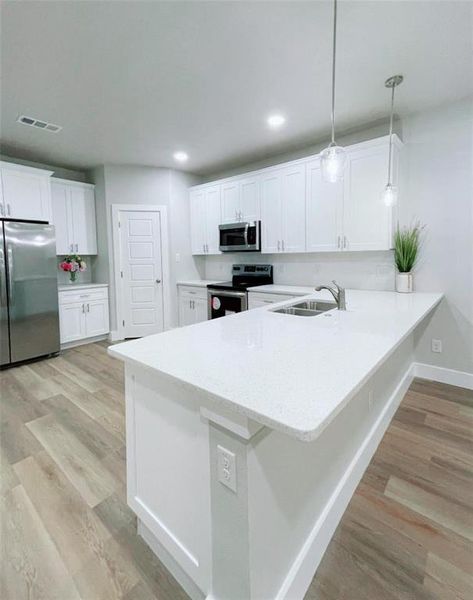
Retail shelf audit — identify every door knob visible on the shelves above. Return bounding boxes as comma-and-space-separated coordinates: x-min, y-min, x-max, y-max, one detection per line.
156, 279, 161, 284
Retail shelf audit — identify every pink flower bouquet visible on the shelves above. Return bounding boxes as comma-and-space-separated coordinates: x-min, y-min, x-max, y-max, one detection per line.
59, 254, 87, 283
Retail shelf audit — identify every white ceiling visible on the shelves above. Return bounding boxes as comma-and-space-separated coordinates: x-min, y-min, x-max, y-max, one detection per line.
1, 1, 472, 175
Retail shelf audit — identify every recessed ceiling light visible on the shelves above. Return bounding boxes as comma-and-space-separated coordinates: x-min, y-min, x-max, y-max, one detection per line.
173, 151, 188, 162
267, 114, 286, 129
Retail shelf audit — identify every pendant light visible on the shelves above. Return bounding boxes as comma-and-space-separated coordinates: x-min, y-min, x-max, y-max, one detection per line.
320, 0, 346, 183
382, 74, 403, 206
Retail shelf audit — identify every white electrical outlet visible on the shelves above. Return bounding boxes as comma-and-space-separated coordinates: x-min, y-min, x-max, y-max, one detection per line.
431, 339, 442, 353
175, 253, 181, 263
217, 445, 237, 493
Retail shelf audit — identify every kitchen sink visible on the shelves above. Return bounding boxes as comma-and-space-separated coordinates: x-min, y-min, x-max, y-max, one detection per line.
272, 300, 337, 316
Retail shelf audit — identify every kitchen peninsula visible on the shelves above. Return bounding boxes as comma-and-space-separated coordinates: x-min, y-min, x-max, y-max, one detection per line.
109, 289, 442, 600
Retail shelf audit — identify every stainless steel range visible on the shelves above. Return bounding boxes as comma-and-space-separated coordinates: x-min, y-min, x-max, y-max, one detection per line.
207, 264, 273, 320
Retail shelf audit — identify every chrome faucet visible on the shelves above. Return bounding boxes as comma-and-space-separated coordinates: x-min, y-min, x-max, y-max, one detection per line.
315, 280, 346, 310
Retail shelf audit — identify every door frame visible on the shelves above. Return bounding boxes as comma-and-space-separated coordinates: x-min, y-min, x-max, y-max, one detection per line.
111, 204, 171, 340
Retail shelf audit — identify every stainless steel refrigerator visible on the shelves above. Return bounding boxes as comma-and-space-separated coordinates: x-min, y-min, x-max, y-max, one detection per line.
0, 220, 60, 367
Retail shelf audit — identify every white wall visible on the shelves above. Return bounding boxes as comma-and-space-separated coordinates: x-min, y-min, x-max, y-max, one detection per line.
401, 98, 473, 374
90, 165, 204, 331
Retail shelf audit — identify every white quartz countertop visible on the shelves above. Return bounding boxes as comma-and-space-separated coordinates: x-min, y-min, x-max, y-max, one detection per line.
247, 284, 316, 296
177, 280, 223, 288
58, 283, 108, 291
109, 290, 442, 441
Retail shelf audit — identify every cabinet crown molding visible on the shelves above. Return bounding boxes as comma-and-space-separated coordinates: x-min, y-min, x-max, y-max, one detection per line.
0, 160, 53, 177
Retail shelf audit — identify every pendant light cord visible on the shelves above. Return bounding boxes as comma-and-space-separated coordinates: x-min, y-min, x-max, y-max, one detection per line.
387, 83, 395, 184
330, 0, 338, 146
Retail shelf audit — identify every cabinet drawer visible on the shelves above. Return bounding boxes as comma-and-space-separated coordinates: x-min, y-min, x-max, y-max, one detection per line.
178, 286, 208, 300
59, 287, 109, 305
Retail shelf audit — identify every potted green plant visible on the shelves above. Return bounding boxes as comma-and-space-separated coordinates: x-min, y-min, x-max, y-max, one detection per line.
394, 222, 423, 293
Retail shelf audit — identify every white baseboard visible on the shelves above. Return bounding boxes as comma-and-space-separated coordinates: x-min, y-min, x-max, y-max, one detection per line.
60, 334, 108, 350
108, 330, 123, 342
276, 366, 414, 600
411, 362, 473, 390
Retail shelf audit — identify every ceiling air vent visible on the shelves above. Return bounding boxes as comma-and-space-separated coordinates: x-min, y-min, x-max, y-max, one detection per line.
17, 115, 62, 133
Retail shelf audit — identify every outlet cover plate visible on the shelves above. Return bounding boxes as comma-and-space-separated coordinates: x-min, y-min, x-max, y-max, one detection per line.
217, 445, 237, 493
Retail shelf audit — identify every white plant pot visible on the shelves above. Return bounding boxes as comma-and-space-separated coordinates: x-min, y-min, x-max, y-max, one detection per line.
396, 272, 413, 293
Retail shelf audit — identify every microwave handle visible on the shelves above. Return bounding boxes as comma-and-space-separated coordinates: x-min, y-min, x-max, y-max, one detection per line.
244, 222, 249, 247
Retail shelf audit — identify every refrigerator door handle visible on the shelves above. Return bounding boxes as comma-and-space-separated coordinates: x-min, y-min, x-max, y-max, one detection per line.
7, 246, 14, 305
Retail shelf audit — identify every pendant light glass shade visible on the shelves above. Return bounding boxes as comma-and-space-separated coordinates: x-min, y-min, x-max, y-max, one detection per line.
321, 144, 347, 183
382, 183, 398, 207
321, 0, 345, 183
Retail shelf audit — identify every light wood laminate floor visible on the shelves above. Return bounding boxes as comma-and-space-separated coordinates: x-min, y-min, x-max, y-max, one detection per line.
1, 342, 472, 600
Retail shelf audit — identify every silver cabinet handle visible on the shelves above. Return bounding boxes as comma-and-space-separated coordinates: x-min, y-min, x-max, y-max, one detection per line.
82, 303, 85, 313
75, 243, 79, 252
282, 240, 285, 251
0, 204, 4, 216
205, 243, 208, 253
203, 244, 205, 253
277, 240, 280, 252
343, 236, 348, 249
7, 203, 11, 216
87, 303, 90, 312
337, 235, 341, 249
70, 243, 74, 252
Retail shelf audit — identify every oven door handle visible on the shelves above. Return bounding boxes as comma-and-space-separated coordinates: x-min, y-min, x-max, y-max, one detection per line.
243, 222, 249, 247
208, 289, 247, 299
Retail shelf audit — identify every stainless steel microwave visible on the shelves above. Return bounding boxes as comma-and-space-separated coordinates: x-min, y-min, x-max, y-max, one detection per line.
219, 221, 261, 252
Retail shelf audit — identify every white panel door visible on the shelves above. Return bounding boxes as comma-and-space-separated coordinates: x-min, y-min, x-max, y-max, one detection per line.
51, 182, 73, 254
281, 163, 306, 253
306, 159, 343, 252
239, 176, 260, 222
70, 186, 97, 254
119, 210, 164, 338
2, 170, 51, 222
85, 299, 110, 337
221, 181, 240, 223
59, 303, 86, 343
204, 185, 221, 254
344, 145, 392, 251
190, 189, 207, 255
260, 170, 282, 254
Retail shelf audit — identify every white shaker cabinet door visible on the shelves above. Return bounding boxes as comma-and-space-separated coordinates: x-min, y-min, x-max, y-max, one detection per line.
59, 302, 86, 343
343, 144, 393, 251
204, 185, 222, 254
260, 170, 282, 254
1, 169, 51, 222
306, 159, 343, 252
178, 295, 195, 327
51, 182, 74, 254
190, 189, 207, 255
281, 163, 306, 253
193, 296, 208, 324
84, 299, 109, 337
221, 181, 240, 223
239, 176, 260, 222
70, 186, 97, 255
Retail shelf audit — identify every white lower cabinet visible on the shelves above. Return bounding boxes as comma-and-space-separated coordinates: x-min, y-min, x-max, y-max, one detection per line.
248, 292, 295, 309
59, 285, 109, 345
178, 286, 209, 326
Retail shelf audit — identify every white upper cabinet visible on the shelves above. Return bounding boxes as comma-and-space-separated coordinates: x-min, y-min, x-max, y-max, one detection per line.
260, 170, 282, 254
190, 185, 221, 255
190, 135, 402, 257
261, 162, 306, 253
221, 176, 260, 223
0, 162, 53, 222
51, 179, 97, 255
306, 158, 343, 252
343, 140, 397, 251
